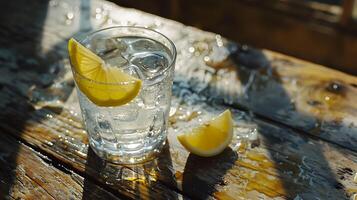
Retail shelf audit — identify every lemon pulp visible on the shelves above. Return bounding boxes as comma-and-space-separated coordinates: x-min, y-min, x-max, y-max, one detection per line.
68, 38, 142, 107
177, 110, 233, 157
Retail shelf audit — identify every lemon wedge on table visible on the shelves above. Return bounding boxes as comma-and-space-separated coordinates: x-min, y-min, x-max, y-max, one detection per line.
68, 38, 142, 107
177, 110, 233, 157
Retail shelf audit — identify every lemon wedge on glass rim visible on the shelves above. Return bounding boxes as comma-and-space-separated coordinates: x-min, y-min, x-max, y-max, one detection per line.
177, 110, 233, 157
68, 38, 142, 107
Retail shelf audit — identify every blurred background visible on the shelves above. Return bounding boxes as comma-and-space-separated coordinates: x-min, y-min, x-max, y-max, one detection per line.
109, 0, 357, 75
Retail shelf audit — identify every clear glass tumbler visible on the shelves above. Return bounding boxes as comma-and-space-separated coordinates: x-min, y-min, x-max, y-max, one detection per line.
69, 26, 176, 164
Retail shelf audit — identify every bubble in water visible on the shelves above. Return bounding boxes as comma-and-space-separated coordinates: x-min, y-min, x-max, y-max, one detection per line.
140, 84, 161, 108
112, 102, 139, 122
147, 111, 165, 138
130, 52, 169, 77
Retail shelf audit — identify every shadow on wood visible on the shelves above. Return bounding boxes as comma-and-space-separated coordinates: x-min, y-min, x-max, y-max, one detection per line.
82, 141, 179, 200
182, 148, 238, 199
0, 0, 93, 198
0, 0, 50, 198
226, 45, 348, 199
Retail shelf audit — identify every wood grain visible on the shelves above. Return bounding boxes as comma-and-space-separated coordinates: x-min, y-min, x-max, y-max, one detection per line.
0, 131, 121, 200
0, 0, 183, 199
0, 89, 183, 199
166, 26, 357, 151
182, 44, 357, 151
2, 88, 357, 199
0, 0, 356, 199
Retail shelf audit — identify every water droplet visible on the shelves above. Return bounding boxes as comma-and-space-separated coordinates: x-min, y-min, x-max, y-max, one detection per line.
46, 114, 53, 119
75, 150, 86, 158
69, 110, 77, 116
129, 158, 135, 163
215, 34, 223, 47
326, 81, 345, 95
188, 47, 195, 53
66, 12, 74, 20
46, 141, 54, 146
95, 7, 102, 14
65, 12, 74, 25
203, 56, 210, 62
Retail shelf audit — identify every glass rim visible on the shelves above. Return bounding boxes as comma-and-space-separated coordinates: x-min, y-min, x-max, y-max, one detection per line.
70, 26, 177, 86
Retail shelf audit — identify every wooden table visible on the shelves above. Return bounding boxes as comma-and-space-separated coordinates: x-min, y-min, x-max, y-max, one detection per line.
1, 0, 357, 199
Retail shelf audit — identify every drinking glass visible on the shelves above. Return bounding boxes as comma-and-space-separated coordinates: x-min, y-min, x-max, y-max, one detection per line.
69, 26, 176, 164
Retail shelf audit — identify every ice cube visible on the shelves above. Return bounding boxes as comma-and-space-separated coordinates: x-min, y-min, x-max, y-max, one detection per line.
130, 52, 169, 77
113, 37, 129, 52
103, 51, 128, 67
130, 38, 162, 52
91, 37, 128, 57
98, 38, 131, 67
119, 64, 145, 80
90, 37, 112, 55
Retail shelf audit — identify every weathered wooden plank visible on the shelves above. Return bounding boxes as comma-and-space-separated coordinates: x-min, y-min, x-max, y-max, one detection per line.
0, 131, 121, 200
143, 16, 357, 151
2, 87, 357, 199
0, 70, 356, 200
180, 43, 357, 151
169, 99, 357, 199
0, 88, 183, 199
0, 0, 184, 199
0, 0, 357, 199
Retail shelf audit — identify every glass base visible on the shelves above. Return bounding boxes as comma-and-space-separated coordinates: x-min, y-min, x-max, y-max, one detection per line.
88, 139, 166, 164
